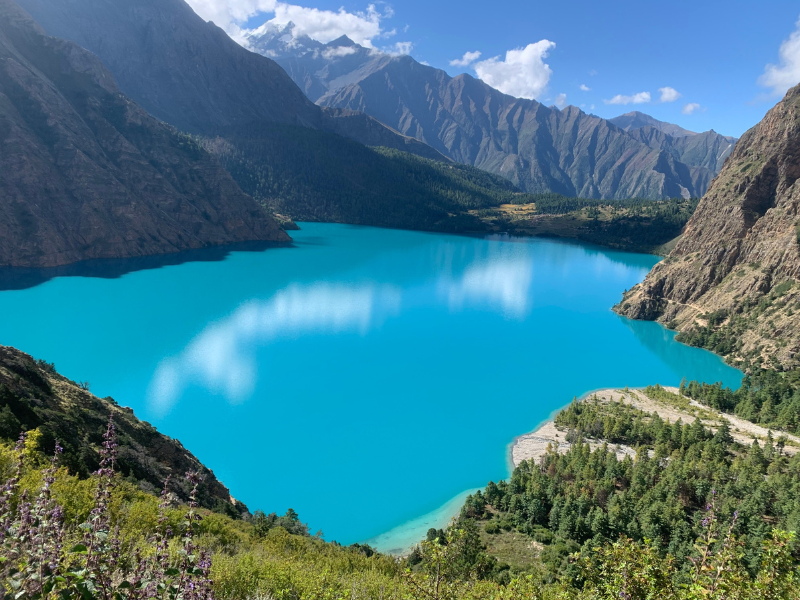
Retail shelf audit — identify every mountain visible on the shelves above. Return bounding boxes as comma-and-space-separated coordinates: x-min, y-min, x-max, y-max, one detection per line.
0, 344, 245, 513
610, 111, 698, 137
15, 0, 443, 161
0, 0, 289, 269
249, 29, 726, 200
615, 84, 800, 369
247, 22, 378, 103
612, 111, 738, 173
625, 126, 737, 174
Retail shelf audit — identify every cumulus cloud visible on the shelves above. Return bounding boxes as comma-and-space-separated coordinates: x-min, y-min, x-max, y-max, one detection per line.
186, 0, 390, 47
658, 86, 681, 102
450, 50, 482, 67
269, 3, 385, 46
604, 91, 651, 105
579, 84, 591, 91
187, 0, 276, 39
473, 41, 556, 100
759, 16, 800, 96
554, 93, 567, 108
682, 103, 702, 115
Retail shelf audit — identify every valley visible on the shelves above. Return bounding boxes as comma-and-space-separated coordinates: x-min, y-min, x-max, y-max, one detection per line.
0, 0, 799, 596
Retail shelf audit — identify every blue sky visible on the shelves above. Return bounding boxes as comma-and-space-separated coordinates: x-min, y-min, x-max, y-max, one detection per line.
187, 0, 800, 137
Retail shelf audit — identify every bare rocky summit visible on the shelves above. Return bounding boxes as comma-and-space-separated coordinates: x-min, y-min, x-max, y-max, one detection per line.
616, 84, 800, 368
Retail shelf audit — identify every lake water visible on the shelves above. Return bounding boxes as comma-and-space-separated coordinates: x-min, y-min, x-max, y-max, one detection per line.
0, 223, 742, 552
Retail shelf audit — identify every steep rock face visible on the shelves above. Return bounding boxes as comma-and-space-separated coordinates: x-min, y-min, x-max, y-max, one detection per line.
0, 345, 245, 513
0, 0, 290, 268
318, 60, 707, 199
616, 85, 800, 368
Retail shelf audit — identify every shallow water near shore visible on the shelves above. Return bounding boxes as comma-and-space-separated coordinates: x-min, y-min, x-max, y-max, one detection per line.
0, 223, 742, 550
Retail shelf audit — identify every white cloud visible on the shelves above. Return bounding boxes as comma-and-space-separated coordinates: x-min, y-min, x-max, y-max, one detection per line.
186, 0, 391, 47
450, 50, 482, 67
604, 91, 651, 105
682, 103, 702, 115
269, 4, 384, 47
759, 15, 800, 96
579, 84, 591, 91
187, 0, 277, 40
658, 86, 681, 102
555, 93, 567, 108
384, 41, 413, 56
473, 41, 556, 100
322, 45, 358, 59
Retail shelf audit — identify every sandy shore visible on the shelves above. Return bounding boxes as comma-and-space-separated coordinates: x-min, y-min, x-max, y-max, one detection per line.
511, 386, 800, 468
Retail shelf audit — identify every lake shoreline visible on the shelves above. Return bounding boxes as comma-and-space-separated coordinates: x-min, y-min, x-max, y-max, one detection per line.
510, 385, 800, 469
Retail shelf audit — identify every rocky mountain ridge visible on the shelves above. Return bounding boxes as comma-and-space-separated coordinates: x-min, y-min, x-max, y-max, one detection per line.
615, 84, 800, 369
250, 27, 737, 200
609, 111, 699, 138
0, 0, 289, 268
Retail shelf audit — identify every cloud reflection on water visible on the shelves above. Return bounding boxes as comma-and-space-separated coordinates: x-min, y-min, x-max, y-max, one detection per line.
148, 247, 537, 414
148, 283, 401, 415
440, 257, 533, 318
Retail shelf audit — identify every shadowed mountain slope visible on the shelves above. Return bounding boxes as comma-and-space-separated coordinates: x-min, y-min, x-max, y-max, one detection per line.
0, 0, 289, 268
15, 0, 443, 161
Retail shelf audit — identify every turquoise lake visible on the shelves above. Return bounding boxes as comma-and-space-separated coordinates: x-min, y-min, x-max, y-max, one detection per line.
0, 223, 742, 552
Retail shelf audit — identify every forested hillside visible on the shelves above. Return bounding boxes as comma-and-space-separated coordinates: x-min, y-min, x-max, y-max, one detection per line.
456, 381, 800, 591
204, 134, 532, 232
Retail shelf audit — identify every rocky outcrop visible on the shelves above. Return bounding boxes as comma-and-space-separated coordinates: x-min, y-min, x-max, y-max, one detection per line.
615, 85, 800, 368
0, 0, 290, 268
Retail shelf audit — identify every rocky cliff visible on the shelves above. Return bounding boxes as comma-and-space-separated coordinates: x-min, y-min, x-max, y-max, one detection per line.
0, 0, 290, 268
616, 85, 800, 369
